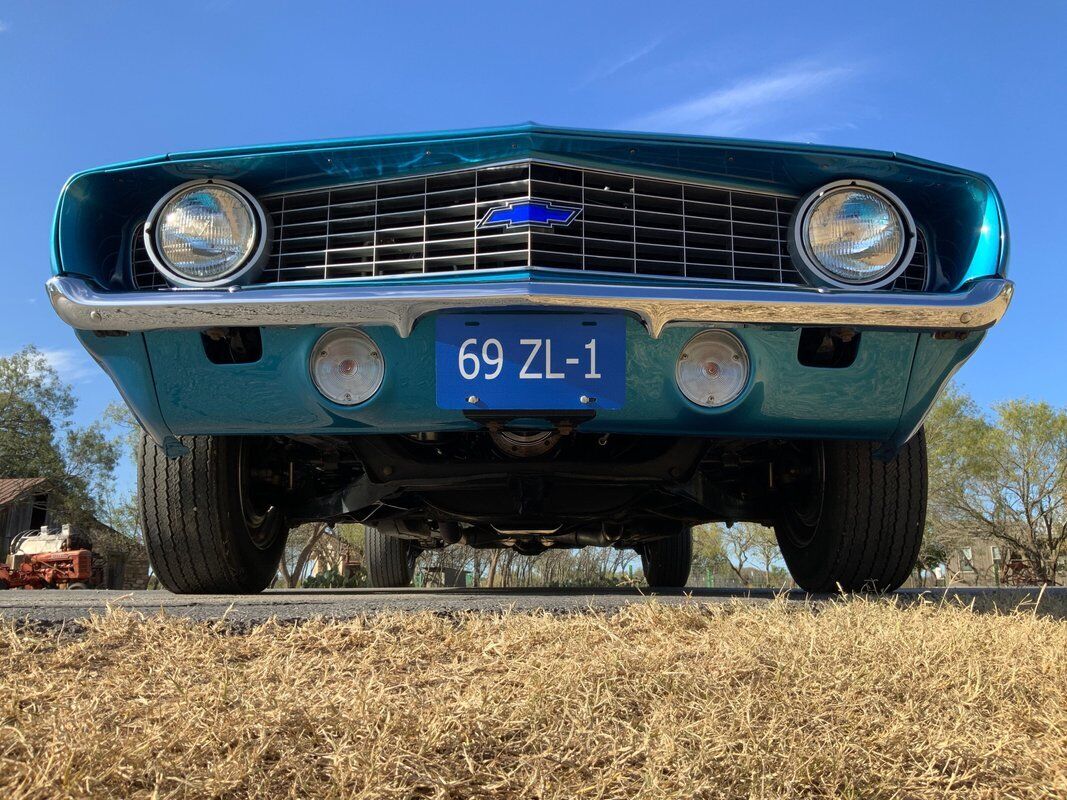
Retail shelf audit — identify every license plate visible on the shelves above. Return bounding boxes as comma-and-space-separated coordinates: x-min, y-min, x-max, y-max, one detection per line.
435, 314, 626, 411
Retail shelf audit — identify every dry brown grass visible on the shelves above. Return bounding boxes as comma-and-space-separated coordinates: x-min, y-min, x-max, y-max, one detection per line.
1, 599, 1065, 799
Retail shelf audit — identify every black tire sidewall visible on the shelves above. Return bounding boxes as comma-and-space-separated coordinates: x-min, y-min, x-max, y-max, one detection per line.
775, 431, 927, 593
217, 437, 288, 591
776, 504, 843, 592
139, 432, 288, 594
642, 527, 693, 588
775, 444, 841, 591
365, 523, 416, 588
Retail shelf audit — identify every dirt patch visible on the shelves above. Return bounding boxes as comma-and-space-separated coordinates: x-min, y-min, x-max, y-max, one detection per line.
1, 598, 1065, 799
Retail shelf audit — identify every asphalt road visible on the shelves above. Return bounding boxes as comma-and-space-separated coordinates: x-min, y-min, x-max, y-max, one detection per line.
1, 586, 1064, 626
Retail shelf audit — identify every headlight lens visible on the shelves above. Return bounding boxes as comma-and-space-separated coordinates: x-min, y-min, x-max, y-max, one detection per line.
675, 330, 749, 408
798, 183, 913, 287
310, 329, 385, 406
151, 183, 260, 284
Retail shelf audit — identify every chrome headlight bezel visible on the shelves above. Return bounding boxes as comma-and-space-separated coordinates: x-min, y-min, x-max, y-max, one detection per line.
143, 179, 269, 288
791, 179, 917, 290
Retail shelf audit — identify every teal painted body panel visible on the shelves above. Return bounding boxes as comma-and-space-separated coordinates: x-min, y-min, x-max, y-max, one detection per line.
74, 316, 936, 442
52, 124, 1006, 294
53, 126, 1008, 446
891, 331, 986, 445
74, 329, 173, 444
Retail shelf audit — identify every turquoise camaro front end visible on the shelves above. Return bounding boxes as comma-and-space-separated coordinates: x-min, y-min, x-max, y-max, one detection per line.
48, 125, 1011, 593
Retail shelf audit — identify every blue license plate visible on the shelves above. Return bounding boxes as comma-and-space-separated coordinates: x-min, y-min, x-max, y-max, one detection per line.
435, 314, 626, 411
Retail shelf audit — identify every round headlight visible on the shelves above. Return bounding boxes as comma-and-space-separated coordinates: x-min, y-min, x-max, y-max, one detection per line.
145, 180, 267, 287
793, 181, 916, 289
676, 330, 750, 408
310, 328, 385, 406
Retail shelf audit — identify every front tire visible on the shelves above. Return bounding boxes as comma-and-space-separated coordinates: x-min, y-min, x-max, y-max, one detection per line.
139, 433, 288, 594
774, 429, 927, 593
365, 522, 419, 588
640, 527, 693, 588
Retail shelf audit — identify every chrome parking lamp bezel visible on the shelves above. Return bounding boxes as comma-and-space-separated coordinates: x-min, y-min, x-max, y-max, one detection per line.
309, 327, 386, 406
791, 179, 917, 290
143, 179, 270, 288
675, 329, 751, 408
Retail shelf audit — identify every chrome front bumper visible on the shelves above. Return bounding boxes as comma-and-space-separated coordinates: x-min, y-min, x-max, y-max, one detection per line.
47, 275, 1013, 338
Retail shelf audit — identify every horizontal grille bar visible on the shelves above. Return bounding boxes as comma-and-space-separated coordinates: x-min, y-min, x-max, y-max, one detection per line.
131, 162, 929, 292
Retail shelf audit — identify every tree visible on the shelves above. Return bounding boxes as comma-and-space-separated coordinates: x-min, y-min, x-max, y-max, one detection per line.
913, 539, 950, 587
751, 526, 786, 588
720, 522, 761, 586
419, 541, 485, 587
715, 523, 785, 588
415, 540, 640, 588
925, 385, 1067, 585
278, 522, 331, 588
300, 524, 368, 588
96, 402, 143, 542
0, 346, 119, 523
691, 524, 729, 583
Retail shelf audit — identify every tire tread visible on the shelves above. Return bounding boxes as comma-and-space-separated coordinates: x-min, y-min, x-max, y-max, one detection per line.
642, 528, 693, 588
776, 429, 927, 593
365, 525, 415, 588
139, 433, 283, 594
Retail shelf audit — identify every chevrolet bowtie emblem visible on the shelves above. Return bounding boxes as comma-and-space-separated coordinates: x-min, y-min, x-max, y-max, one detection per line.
479, 199, 581, 229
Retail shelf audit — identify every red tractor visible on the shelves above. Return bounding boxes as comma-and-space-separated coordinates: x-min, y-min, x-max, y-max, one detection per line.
0, 528, 98, 590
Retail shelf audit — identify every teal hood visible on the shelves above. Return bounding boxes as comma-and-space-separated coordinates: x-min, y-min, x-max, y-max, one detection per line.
52, 123, 1008, 292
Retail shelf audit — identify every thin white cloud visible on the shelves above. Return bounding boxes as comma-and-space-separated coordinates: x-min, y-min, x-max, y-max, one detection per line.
779, 121, 859, 144
629, 61, 856, 138
37, 348, 96, 383
579, 36, 665, 87
0, 20, 9, 33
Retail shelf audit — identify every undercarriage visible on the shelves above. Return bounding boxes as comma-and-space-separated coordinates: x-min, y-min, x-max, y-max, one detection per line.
137, 424, 926, 594
257, 428, 819, 556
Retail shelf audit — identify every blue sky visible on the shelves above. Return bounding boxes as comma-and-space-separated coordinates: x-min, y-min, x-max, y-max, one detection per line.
1, 0, 1064, 457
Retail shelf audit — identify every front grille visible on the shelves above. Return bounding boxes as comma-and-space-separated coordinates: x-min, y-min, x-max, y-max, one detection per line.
895, 231, 929, 291
131, 161, 929, 291
131, 228, 166, 289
